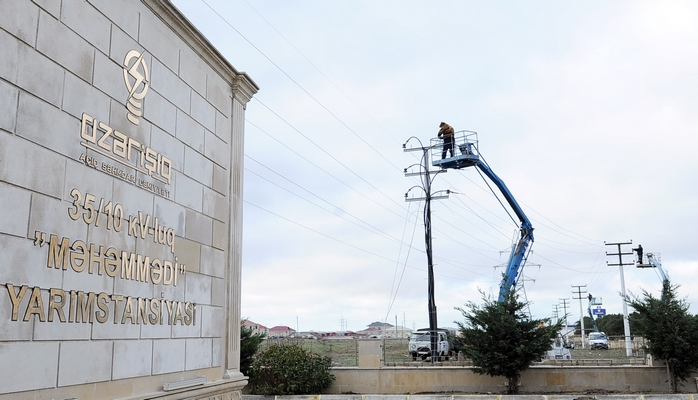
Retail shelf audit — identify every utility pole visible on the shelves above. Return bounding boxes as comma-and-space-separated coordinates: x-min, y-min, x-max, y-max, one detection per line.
552, 304, 559, 323
559, 298, 570, 330
605, 241, 634, 357
572, 285, 588, 348
404, 137, 449, 364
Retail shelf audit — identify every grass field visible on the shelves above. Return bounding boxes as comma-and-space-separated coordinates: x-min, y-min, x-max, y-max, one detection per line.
259, 337, 647, 367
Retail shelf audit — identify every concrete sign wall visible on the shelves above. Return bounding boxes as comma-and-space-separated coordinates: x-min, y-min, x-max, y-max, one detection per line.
0, 0, 257, 399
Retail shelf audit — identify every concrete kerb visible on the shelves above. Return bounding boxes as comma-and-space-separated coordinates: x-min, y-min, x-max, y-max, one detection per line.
243, 395, 697, 400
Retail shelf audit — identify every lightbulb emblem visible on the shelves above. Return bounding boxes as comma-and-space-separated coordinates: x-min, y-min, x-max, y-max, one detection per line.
123, 50, 150, 125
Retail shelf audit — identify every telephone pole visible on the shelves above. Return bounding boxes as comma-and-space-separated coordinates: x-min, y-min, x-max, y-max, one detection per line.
559, 298, 570, 329
605, 241, 634, 357
572, 285, 588, 348
404, 137, 449, 364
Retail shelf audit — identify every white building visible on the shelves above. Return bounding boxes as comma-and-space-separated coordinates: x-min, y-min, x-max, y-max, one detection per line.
0, 1, 258, 399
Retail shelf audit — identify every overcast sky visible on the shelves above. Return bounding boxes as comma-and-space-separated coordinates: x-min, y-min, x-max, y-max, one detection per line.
170, 0, 698, 333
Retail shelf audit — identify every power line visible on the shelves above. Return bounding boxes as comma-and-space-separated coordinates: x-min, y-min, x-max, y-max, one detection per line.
243, 200, 399, 264
245, 156, 407, 244
240, 0, 407, 150
249, 100, 407, 213
201, 0, 402, 172
384, 203, 420, 325
194, 0, 629, 325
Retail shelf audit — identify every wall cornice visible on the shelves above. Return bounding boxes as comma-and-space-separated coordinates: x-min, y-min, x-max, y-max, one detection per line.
143, 0, 259, 105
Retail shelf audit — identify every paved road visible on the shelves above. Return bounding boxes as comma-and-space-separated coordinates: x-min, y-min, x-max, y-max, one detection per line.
244, 394, 696, 400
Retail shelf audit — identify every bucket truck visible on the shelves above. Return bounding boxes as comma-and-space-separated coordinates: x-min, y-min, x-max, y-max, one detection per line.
586, 294, 608, 350
432, 131, 571, 359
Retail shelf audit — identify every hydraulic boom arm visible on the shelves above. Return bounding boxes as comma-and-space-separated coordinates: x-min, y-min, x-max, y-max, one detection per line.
475, 162, 535, 302
431, 132, 534, 302
587, 298, 600, 332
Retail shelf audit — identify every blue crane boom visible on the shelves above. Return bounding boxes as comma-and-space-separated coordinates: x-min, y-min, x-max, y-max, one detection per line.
587, 295, 601, 332
638, 252, 669, 283
432, 131, 534, 302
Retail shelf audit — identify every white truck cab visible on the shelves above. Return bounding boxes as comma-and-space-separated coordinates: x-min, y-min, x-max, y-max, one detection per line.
408, 329, 450, 361
545, 333, 573, 360
589, 332, 609, 350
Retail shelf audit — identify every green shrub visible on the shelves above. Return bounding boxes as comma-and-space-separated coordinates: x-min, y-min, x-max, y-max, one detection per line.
240, 324, 266, 377
248, 344, 335, 395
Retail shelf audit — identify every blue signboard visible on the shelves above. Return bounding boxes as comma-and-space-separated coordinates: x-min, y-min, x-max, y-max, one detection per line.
592, 308, 606, 315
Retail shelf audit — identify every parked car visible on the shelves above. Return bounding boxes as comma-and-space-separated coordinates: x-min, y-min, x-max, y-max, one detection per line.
588, 332, 609, 350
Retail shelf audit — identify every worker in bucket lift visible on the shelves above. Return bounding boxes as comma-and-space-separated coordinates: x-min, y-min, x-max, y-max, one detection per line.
632, 244, 643, 264
438, 122, 455, 159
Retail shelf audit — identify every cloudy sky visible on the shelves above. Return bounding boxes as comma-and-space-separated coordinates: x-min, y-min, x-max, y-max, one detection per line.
170, 0, 698, 333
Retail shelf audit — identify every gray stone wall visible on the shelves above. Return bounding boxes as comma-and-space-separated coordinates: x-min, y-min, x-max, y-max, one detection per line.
0, 0, 256, 398
327, 366, 692, 394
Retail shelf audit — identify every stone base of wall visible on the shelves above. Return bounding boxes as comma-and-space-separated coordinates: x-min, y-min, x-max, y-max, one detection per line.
119, 377, 247, 400
326, 366, 697, 394
0, 375, 247, 400
141, 385, 242, 400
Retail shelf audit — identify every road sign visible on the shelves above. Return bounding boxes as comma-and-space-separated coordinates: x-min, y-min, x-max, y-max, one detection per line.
592, 308, 606, 316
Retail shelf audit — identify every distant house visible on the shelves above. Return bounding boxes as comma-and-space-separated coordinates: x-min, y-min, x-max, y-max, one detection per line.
358, 322, 411, 338
367, 321, 393, 329
268, 325, 296, 338
242, 319, 268, 336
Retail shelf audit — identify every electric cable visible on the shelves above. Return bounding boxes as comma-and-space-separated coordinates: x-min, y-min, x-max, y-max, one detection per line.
384, 202, 420, 323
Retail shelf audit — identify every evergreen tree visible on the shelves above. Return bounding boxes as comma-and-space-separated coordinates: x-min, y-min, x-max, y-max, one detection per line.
574, 316, 596, 335
240, 323, 266, 377
628, 311, 645, 337
597, 314, 624, 336
575, 316, 593, 335
455, 290, 562, 394
627, 280, 698, 392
